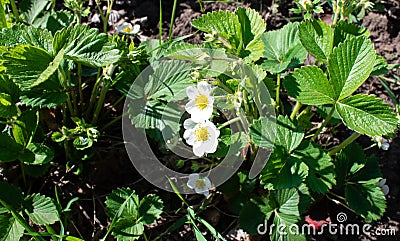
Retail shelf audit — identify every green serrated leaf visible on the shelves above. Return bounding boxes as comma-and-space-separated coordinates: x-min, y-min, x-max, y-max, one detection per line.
261, 22, 307, 74
275, 115, 304, 153
24, 193, 59, 225
22, 0, 50, 24
20, 90, 67, 108
0, 214, 25, 241
0, 24, 53, 53
328, 37, 376, 100
1, 44, 55, 90
12, 110, 39, 147
138, 194, 163, 225
106, 188, 139, 221
345, 183, 386, 222
292, 141, 336, 193
235, 7, 265, 46
192, 10, 242, 50
299, 20, 333, 62
333, 20, 370, 47
336, 94, 398, 136
53, 25, 121, 67
24, 143, 54, 165
285, 66, 337, 105
249, 116, 276, 150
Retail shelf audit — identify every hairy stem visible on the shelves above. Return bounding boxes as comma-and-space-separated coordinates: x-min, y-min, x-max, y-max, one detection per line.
311, 107, 335, 142
328, 132, 361, 156
290, 102, 302, 120
275, 73, 281, 111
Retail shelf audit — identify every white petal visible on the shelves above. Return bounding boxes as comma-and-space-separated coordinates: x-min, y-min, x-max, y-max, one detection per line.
183, 118, 197, 130
186, 86, 199, 99
195, 188, 209, 197
197, 81, 212, 95
382, 185, 390, 196
193, 142, 207, 157
382, 142, 390, 151
132, 24, 140, 34
190, 108, 213, 123
377, 178, 386, 187
183, 129, 195, 145
185, 100, 196, 114
187, 173, 199, 189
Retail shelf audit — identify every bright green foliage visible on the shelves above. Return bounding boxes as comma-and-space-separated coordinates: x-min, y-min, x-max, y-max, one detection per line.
128, 61, 191, 140
285, 66, 336, 105
336, 94, 398, 136
53, 25, 121, 67
106, 188, 163, 241
20, 90, 67, 108
249, 117, 276, 150
274, 116, 304, 153
328, 36, 375, 100
299, 20, 333, 62
333, 20, 370, 47
0, 24, 53, 53
269, 189, 306, 241
1, 45, 54, 89
0, 75, 18, 118
192, 7, 266, 61
261, 22, 307, 74
23, 194, 59, 225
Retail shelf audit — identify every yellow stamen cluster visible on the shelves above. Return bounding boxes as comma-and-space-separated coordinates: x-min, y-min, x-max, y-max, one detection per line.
195, 94, 209, 110
195, 179, 206, 189
195, 126, 209, 142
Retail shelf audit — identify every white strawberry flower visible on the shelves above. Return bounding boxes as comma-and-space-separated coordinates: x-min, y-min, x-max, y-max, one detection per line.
299, 0, 312, 9
374, 136, 390, 151
115, 22, 140, 35
187, 173, 212, 196
183, 118, 220, 157
185, 81, 214, 123
376, 178, 389, 196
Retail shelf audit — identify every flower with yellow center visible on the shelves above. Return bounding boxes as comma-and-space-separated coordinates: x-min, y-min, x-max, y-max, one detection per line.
185, 81, 214, 123
183, 118, 220, 157
187, 173, 212, 196
115, 22, 140, 35
299, 0, 312, 9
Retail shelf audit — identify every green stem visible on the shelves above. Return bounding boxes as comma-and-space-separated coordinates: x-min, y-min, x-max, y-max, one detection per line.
290, 102, 302, 120
85, 74, 103, 117
92, 83, 109, 125
311, 106, 335, 142
66, 93, 75, 117
328, 132, 361, 156
9, 0, 19, 21
197, 0, 204, 12
168, 0, 178, 41
101, 112, 127, 131
0, 199, 45, 241
332, 0, 340, 25
218, 117, 241, 129
275, 73, 281, 111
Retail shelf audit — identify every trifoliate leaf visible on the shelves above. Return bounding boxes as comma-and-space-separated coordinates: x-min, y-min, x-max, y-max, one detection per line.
285, 66, 337, 105
336, 94, 398, 136
24, 193, 59, 225
261, 22, 307, 74
299, 20, 333, 62
328, 37, 376, 100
